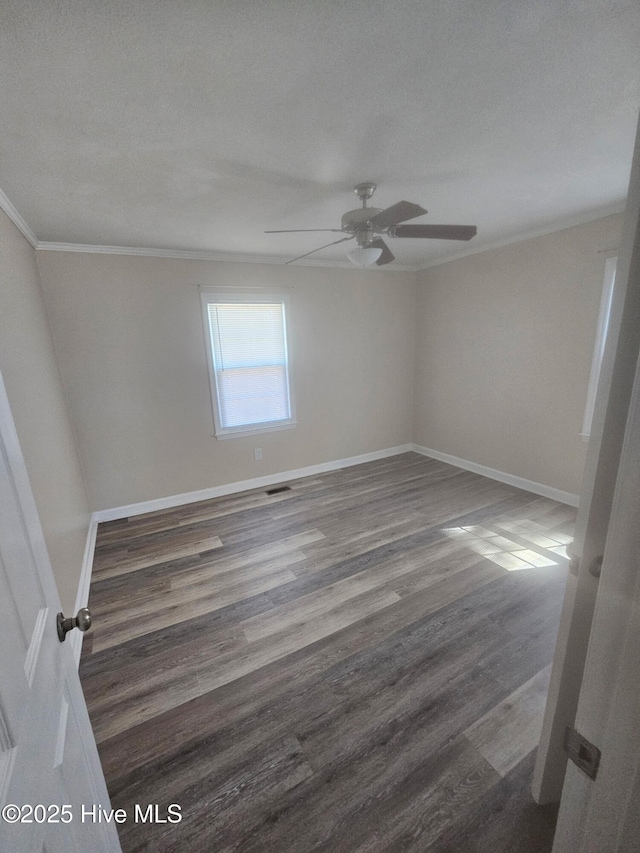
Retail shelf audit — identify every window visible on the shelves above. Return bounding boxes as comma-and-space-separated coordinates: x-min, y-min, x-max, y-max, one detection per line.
581, 256, 617, 439
201, 292, 296, 438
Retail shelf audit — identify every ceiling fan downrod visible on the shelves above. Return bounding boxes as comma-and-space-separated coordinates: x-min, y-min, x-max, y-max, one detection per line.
354, 181, 377, 206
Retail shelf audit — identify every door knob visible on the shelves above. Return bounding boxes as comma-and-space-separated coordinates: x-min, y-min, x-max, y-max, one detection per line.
57, 607, 92, 642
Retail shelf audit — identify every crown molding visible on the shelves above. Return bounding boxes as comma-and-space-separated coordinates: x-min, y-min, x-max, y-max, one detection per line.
0, 188, 38, 248
35, 241, 419, 271
416, 202, 626, 271
1, 183, 623, 273
33, 202, 627, 271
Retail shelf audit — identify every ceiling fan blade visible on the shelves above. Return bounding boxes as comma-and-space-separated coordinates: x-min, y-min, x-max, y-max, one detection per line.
265, 229, 344, 233
370, 201, 427, 230
392, 224, 477, 241
369, 238, 395, 266
285, 236, 353, 265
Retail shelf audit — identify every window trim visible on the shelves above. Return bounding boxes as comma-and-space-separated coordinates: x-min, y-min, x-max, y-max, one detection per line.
581, 255, 617, 439
200, 290, 297, 440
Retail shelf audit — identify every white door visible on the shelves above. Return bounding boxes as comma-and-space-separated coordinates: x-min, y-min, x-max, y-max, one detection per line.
551, 283, 640, 852
0, 371, 121, 853
533, 109, 640, 804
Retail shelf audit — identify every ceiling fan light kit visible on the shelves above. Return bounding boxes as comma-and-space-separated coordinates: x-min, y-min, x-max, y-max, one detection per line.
266, 182, 477, 267
346, 246, 383, 267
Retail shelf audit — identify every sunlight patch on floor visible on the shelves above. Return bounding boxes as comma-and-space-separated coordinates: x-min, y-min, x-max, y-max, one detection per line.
442, 519, 569, 571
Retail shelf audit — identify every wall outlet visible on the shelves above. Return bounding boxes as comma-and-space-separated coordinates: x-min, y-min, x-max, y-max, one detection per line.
253, 448, 262, 461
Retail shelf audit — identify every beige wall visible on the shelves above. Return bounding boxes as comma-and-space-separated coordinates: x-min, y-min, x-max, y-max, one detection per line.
0, 211, 91, 611
36, 252, 417, 511
26, 212, 622, 532
0, 208, 624, 605
413, 214, 624, 496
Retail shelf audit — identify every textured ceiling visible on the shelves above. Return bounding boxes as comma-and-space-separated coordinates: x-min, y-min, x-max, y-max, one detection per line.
1, 0, 639, 268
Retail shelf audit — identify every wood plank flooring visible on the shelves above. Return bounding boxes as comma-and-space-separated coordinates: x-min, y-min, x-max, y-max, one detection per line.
80, 452, 573, 852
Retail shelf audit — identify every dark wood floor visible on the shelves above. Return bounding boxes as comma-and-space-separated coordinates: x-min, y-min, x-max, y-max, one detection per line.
80, 452, 573, 852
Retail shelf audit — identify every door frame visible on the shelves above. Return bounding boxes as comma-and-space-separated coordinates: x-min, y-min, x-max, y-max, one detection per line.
552, 197, 640, 850
533, 109, 640, 808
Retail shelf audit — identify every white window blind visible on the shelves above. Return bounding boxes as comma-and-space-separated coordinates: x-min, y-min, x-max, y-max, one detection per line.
203, 298, 294, 437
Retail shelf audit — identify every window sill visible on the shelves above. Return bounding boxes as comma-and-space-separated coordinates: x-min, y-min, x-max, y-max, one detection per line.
214, 421, 298, 440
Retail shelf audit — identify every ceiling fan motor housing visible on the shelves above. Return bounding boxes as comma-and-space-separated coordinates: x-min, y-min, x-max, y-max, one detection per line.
268, 180, 476, 265
341, 207, 383, 233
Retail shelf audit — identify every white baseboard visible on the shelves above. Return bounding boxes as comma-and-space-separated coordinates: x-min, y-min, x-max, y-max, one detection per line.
411, 444, 579, 507
76, 441, 575, 666
70, 515, 99, 667
92, 444, 414, 523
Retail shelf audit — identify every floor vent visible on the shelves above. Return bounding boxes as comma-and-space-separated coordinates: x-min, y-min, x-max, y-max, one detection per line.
265, 485, 291, 496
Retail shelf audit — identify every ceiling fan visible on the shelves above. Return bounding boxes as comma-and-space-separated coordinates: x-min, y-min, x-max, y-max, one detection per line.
265, 182, 477, 266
